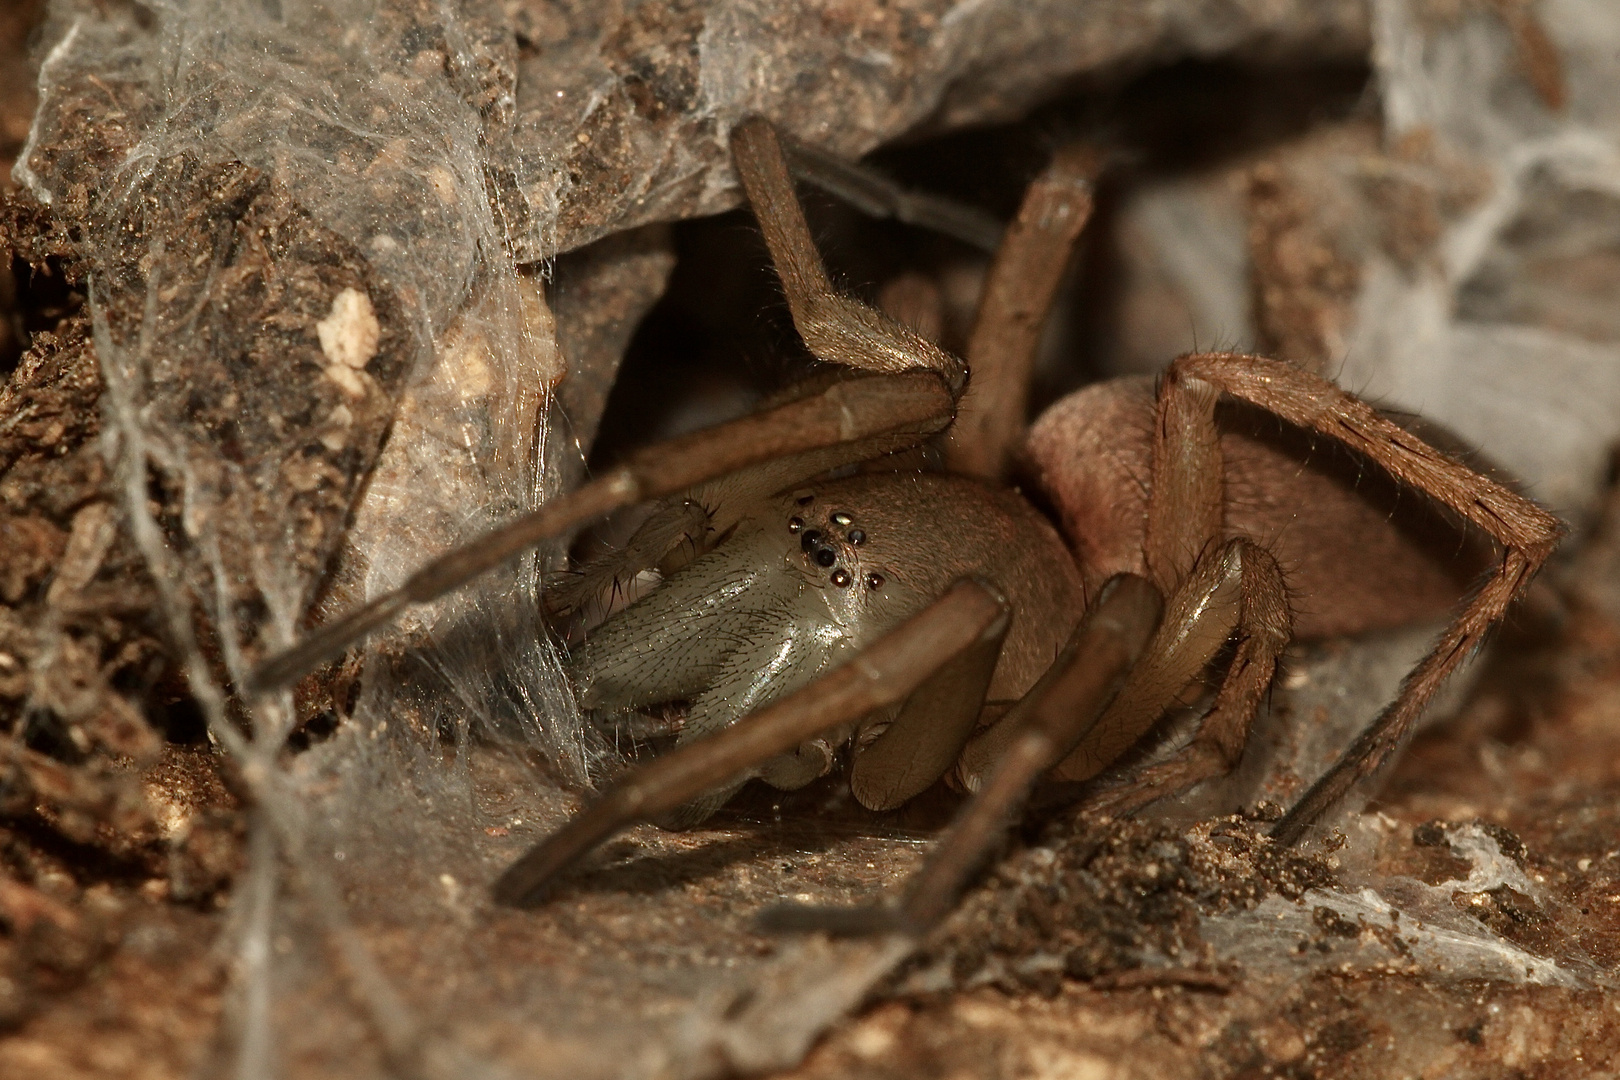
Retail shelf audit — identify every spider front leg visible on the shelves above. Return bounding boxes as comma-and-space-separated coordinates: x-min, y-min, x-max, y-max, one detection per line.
1039, 537, 1290, 794
730, 117, 965, 391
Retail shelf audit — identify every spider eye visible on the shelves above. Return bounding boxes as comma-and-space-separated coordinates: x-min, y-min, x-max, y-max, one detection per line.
846, 529, 865, 545
866, 573, 884, 590
814, 548, 837, 568
831, 511, 853, 526
800, 529, 822, 552
831, 568, 853, 587
787, 517, 803, 534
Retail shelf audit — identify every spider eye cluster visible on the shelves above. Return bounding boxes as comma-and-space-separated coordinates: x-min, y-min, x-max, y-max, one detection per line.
786, 502, 885, 591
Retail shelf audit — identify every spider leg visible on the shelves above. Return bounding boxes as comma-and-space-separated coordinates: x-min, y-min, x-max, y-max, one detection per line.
780, 134, 1004, 253
491, 579, 1010, 907
1037, 364, 1288, 807
946, 144, 1098, 481
1078, 541, 1290, 817
1042, 539, 1255, 784
248, 368, 954, 692
1002, 364, 1229, 784
759, 573, 1162, 936
730, 117, 967, 390
847, 603, 1011, 811
1163, 353, 1565, 844
544, 498, 712, 627
899, 574, 1161, 930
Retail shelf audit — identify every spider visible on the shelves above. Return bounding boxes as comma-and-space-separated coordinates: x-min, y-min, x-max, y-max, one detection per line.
251, 117, 1563, 931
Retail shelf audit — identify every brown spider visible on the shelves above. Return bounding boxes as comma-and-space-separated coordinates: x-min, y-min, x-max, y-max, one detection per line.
251, 117, 1563, 931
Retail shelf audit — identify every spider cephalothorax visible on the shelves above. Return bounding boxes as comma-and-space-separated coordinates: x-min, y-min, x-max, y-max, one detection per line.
567, 471, 1085, 824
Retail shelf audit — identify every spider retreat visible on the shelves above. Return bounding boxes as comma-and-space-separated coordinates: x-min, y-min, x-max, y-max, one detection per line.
251, 117, 1564, 933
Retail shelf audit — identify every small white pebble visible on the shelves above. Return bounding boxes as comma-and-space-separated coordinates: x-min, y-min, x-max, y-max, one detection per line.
317, 287, 380, 383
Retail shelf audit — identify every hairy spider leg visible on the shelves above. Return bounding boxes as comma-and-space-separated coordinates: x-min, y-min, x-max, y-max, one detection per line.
729, 117, 966, 392
945, 143, 1098, 482
1076, 540, 1290, 818
1144, 352, 1565, 844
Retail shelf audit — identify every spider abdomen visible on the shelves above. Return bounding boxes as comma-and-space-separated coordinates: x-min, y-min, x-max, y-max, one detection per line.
1026, 377, 1494, 639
